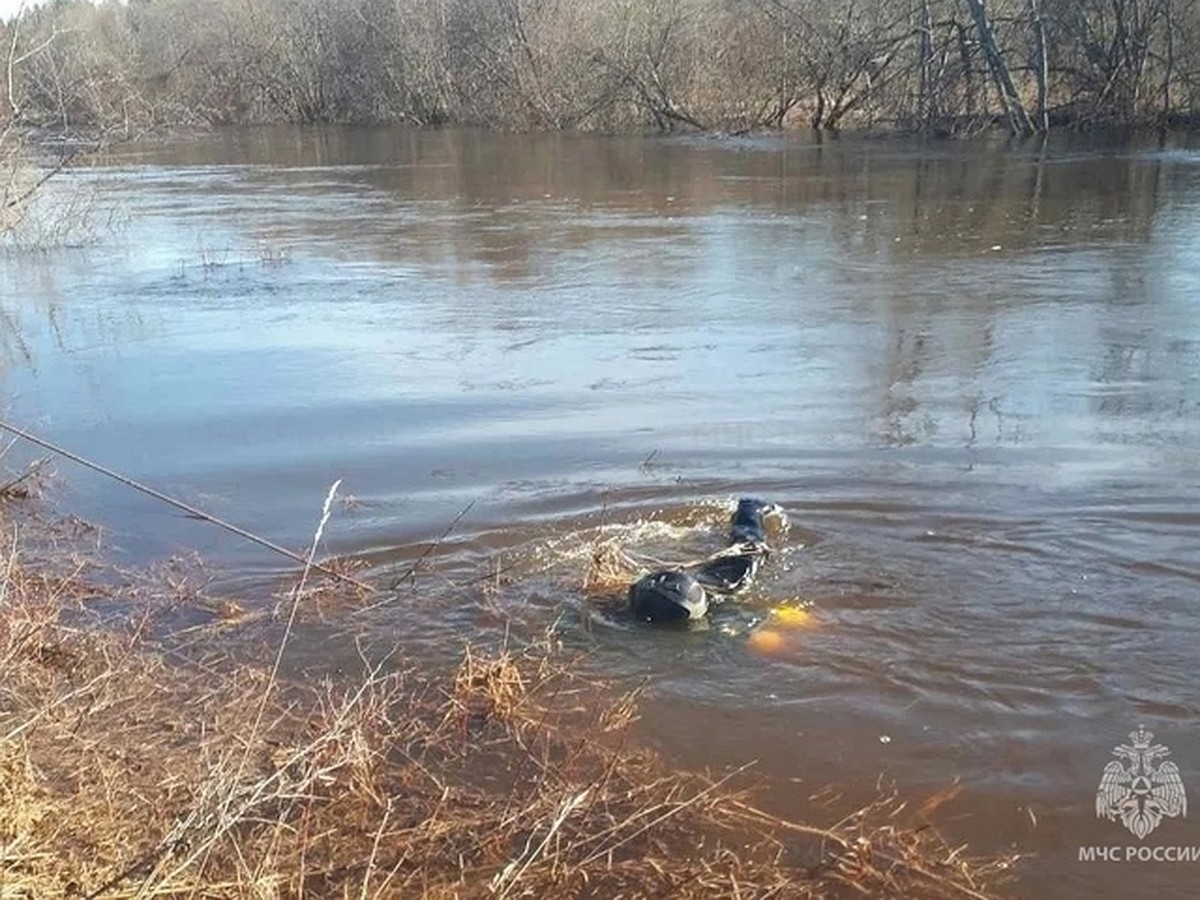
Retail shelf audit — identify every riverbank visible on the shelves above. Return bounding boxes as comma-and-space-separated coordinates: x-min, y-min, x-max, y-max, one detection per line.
5, 0, 1200, 139
0, 475, 1016, 898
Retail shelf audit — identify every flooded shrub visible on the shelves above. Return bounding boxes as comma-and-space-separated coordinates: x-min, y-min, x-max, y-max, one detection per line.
2, 0, 1199, 135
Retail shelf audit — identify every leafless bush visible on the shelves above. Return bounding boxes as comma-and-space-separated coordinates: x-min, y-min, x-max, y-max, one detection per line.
7, 0, 1200, 139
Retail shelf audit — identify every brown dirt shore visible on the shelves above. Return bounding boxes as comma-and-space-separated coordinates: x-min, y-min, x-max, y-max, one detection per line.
0, 481, 1017, 898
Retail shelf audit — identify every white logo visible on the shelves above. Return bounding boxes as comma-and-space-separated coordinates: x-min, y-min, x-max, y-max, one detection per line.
1096, 726, 1187, 839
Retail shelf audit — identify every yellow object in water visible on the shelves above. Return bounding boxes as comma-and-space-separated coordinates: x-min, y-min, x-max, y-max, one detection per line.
747, 628, 785, 654
770, 605, 815, 630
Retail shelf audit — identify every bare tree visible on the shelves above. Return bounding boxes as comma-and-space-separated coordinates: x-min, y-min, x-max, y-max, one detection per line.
5, 0, 1200, 136
2, 11, 80, 239
1029, 0, 1050, 129
961, 0, 1036, 134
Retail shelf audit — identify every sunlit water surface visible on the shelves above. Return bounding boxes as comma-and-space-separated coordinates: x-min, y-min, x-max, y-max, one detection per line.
4, 127, 1200, 897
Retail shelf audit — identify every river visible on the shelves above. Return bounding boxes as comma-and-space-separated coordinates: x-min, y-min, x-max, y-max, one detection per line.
3, 126, 1200, 898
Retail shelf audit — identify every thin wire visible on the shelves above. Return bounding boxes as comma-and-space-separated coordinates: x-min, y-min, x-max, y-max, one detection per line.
0, 418, 373, 592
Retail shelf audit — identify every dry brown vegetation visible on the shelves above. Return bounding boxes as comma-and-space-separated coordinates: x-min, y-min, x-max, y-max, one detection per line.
0, 477, 1021, 898
3, 0, 1200, 141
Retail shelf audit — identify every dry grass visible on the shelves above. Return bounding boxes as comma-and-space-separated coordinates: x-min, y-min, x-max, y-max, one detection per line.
581, 538, 641, 598
0, 493, 1019, 899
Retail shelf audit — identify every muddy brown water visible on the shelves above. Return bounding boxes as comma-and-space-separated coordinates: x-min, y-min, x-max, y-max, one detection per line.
4, 126, 1200, 897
